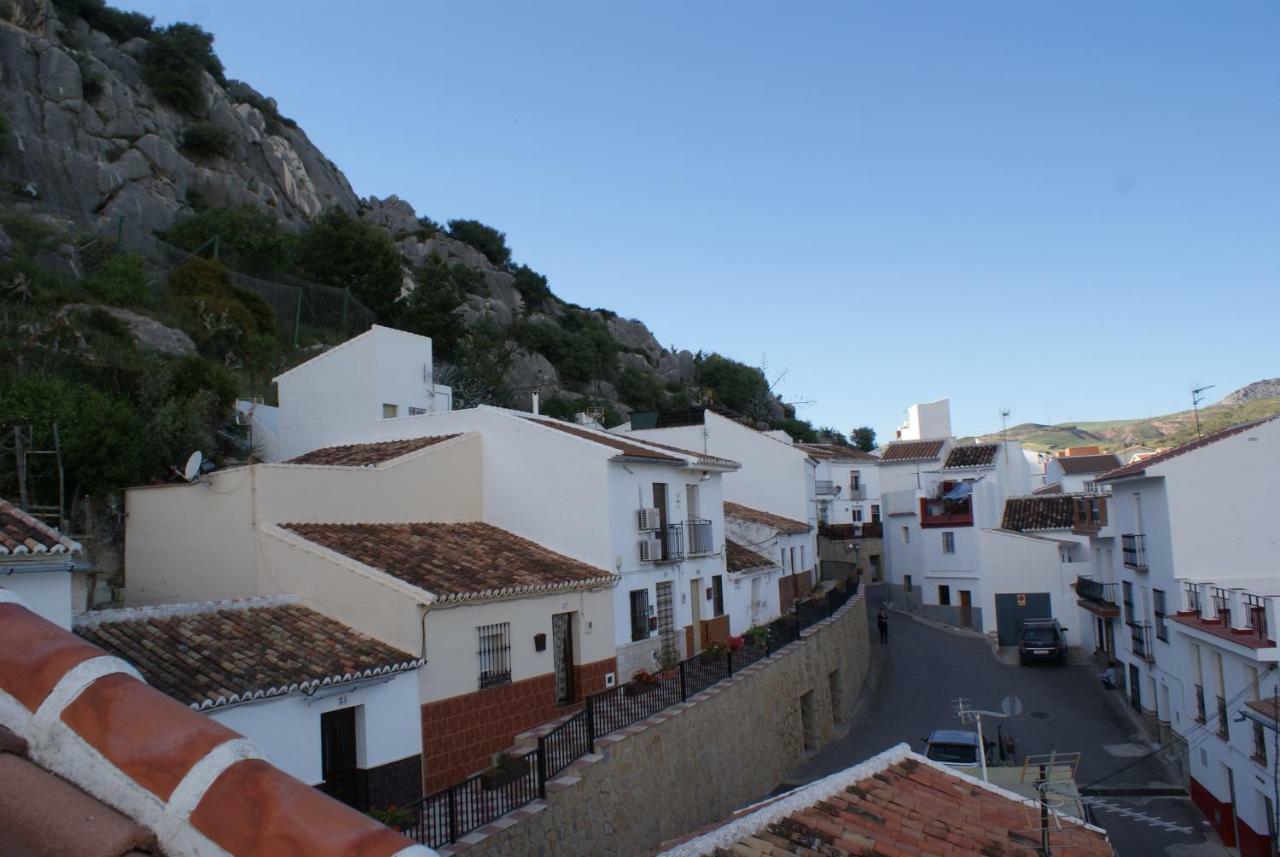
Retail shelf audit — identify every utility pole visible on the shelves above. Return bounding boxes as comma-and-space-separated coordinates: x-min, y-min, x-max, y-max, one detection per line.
1192, 385, 1215, 439
1038, 763, 1051, 857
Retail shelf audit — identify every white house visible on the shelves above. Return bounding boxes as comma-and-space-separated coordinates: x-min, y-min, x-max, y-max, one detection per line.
0, 499, 90, 628
894, 398, 952, 441
1086, 415, 1280, 854
724, 501, 816, 620
75, 596, 425, 811
1045, 450, 1121, 495
797, 443, 881, 527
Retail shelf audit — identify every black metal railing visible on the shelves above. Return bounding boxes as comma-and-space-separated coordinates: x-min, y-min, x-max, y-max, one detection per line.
1184, 582, 1201, 615
405, 586, 859, 848
1076, 576, 1118, 608
1217, 695, 1230, 740
659, 522, 685, 561
1194, 684, 1206, 723
1245, 594, 1269, 639
1122, 533, 1147, 569
847, 485, 867, 500
685, 517, 713, 556
1211, 587, 1231, 627
1130, 621, 1154, 662
819, 560, 860, 583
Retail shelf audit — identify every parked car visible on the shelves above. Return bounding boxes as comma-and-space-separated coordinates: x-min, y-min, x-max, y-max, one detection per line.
922, 729, 983, 769
1018, 618, 1068, 665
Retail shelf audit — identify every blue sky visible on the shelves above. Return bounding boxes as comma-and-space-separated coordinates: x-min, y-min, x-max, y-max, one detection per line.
121, 1, 1280, 440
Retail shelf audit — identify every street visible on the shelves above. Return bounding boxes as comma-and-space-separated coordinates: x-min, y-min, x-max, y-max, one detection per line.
788, 584, 1227, 857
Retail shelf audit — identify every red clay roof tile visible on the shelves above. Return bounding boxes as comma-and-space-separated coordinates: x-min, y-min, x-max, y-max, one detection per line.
879, 440, 946, 463
0, 602, 104, 712
796, 443, 878, 462
284, 434, 459, 466
190, 758, 412, 857
523, 416, 684, 462
726, 539, 777, 573
724, 502, 812, 535
1001, 495, 1077, 531
1097, 417, 1276, 482
0, 498, 82, 555
1055, 453, 1120, 475
944, 444, 999, 468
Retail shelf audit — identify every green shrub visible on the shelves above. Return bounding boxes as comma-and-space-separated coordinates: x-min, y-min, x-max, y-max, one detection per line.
294, 208, 403, 319
82, 306, 131, 339
54, 0, 153, 41
693, 353, 771, 415
181, 122, 234, 158
166, 354, 238, 406
0, 215, 58, 258
511, 264, 551, 309
229, 286, 276, 335
446, 219, 511, 269
396, 252, 464, 358
142, 22, 225, 113
84, 252, 149, 305
617, 366, 668, 412
513, 310, 617, 385
162, 206, 295, 278
168, 257, 260, 360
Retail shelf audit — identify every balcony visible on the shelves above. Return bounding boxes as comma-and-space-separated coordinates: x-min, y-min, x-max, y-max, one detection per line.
818, 522, 882, 540
1072, 496, 1108, 534
685, 518, 713, 556
919, 497, 973, 529
1121, 534, 1147, 570
1173, 581, 1276, 651
847, 486, 867, 500
1130, 621, 1154, 663
1075, 576, 1120, 617
815, 480, 839, 497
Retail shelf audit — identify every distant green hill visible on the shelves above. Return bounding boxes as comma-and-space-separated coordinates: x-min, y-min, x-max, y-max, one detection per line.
973, 384, 1280, 452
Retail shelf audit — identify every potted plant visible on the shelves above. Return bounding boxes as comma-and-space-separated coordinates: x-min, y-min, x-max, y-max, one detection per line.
368, 804, 416, 832
625, 668, 660, 696
727, 635, 745, 653
700, 639, 728, 664
744, 626, 768, 649
480, 752, 530, 791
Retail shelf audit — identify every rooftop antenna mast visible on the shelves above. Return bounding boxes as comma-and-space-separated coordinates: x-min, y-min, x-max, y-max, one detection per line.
1000, 409, 1011, 466
1191, 385, 1215, 439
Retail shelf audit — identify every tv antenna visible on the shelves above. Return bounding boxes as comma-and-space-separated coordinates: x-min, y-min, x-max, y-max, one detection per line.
1000, 409, 1012, 465
1191, 385, 1215, 439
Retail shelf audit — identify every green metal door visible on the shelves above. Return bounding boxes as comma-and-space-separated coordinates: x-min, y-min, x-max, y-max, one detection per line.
994, 592, 1052, 646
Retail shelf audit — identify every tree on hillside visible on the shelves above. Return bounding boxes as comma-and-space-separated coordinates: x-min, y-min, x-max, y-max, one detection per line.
446, 219, 511, 269
815, 427, 851, 446
294, 208, 403, 319
852, 426, 876, 452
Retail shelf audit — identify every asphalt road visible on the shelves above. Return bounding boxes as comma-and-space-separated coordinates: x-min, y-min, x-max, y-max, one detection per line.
786, 584, 1226, 857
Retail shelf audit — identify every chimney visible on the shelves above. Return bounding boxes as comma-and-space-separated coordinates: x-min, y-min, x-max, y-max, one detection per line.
531, 391, 540, 415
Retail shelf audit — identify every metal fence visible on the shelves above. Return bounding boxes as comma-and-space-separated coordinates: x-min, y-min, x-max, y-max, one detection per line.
404, 585, 859, 848
882, 583, 983, 632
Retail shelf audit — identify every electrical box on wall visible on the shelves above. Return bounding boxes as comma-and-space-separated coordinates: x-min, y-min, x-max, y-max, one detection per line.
533, 633, 547, 652
604, 672, 616, 688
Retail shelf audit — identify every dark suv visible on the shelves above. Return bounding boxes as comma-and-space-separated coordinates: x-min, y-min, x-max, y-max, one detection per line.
1018, 618, 1068, 665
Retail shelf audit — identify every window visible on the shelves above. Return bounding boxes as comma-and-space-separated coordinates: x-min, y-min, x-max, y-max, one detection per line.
408, 406, 427, 416
382, 403, 399, 418
790, 546, 796, 572
938, 585, 951, 605
712, 575, 724, 616
871, 504, 881, 523
902, 526, 910, 544
852, 471, 862, 491
1122, 581, 1134, 625
1153, 589, 1168, 641
942, 532, 956, 554
477, 622, 511, 689
904, 574, 913, 592
1254, 720, 1268, 764
852, 509, 864, 523
629, 589, 651, 642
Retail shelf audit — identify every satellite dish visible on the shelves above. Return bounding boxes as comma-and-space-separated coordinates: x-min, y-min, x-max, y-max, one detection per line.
182, 451, 204, 482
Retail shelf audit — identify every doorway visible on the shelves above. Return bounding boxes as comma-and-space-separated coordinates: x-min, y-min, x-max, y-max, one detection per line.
938, 585, 951, 606
656, 581, 675, 662
994, 593, 1051, 646
552, 612, 575, 705
958, 590, 972, 628
652, 483, 669, 558
689, 578, 703, 651
1128, 664, 1142, 711
320, 707, 365, 810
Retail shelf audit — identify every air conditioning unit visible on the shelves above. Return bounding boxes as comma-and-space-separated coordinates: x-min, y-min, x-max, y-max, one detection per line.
638, 536, 663, 563
637, 507, 662, 531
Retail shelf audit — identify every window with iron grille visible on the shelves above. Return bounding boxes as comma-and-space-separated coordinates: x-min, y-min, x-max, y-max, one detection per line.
1122, 581, 1134, 625
1153, 589, 1168, 641
629, 589, 651, 642
477, 622, 511, 689
1254, 720, 1268, 764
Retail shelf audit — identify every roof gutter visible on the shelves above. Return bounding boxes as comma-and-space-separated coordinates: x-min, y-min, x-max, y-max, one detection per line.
2, 559, 91, 575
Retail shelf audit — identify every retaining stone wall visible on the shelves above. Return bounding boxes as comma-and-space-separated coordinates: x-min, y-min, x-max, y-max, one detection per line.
455, 596, 869, 857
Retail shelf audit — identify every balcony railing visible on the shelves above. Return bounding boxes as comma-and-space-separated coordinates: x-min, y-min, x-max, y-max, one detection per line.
815, 480, 838, 497
847, 486, 867, 500
1245, 594, 1269, 640
1130, 621, 1154, 663
657, 523, 684, 562
685, 517, 713, 556
1072, 496, 1107, 533
1121, 533, 1147, 570
1254, 720, 1268, 765
920, 497, 973, 529
1194, 684, 1206, 723
1217, 695, 1229, 740
1076, 577, 1119, 609
1183, 582, 1201, 615
1211, 587, 1231, 627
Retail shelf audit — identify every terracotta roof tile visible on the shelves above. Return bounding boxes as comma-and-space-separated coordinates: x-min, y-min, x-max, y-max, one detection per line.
724, 502, 812, 535
796, 444, 878, 462
282, 521, 618, 601
944, 444, 999, 468
726, 539, 778, 573
1001, 495, 1077, 531
1098, 417, 1277, 482
625, 436, 740, 469
0, 602, 105, 712
76, 598, 421, 711
659, 747, 1113, 857
523, 416, 684, 462
285, 434, 459, 466
1031, 482, 1063, 495
1055, 453, 1120, 475
879, 440, 946, 463
0, 498, 82, 555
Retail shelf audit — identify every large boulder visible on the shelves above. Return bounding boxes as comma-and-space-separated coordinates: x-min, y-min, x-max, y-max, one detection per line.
506, 347, 559, 393
61, 305, 196, 356
362, 195, 420, 236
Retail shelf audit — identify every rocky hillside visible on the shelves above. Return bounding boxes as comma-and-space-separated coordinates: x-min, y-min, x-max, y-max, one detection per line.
0, 0, 805, 447
974, 383, 1280, 452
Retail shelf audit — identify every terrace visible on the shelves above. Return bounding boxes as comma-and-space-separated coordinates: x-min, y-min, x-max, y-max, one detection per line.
1075, 576, 1120, 618
1172, 580, 1279, 655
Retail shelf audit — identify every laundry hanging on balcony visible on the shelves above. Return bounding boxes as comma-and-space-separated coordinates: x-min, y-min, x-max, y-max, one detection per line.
942, 481, 974, 501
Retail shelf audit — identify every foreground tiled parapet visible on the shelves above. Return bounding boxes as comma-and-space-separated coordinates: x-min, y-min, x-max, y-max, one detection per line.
0, 591, 436, 857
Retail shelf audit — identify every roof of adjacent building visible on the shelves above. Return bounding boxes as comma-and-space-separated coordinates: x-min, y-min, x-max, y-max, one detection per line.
524, 416, 685, 463
281, 521, 618, 602
725, 538, 778, 573
0, 499, 82, 556
1055, 453, 1121, 475
944, 444, 999, 469
285, 434, 459, 466
0, 593, 434, 857
656, 744, 1112, 857
1097, 417, 1278, 482
1001, 495, 1077, 531
795, 443, 878, 462
1031, 482, 1064, 495
879, 439, 946, 464
75, 596, 422, 711
723, 502, 812, 535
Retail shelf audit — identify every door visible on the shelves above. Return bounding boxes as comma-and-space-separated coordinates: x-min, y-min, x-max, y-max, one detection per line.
1128, 664, 1142, 711
958, 590, 973, 628
938, 585, 951, 606
689, 578, 703, 651
655, 580, 675, 662
320, 707, 366, 810
994, 593, 1052, 646
1105, 619, 1116, 655
652, 483, 669, 559
750, 575, 763, 625
552, 612, 575, 704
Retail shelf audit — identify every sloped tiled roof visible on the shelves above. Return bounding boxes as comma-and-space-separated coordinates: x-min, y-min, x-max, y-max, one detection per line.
1002, 495, 1076, 531
524, 417, 684, 462
657, 744, 1112, 857
723, 502, 812, 535
76, 597, 421, 711
1097, 417, 1277, 482
281, 521, 618, 602
285, 434, 458, 466
0, 594, 431, 857
1032, 482, 1064, 495
944, 444, 999, 468
726, 538, 778, 573
1056, 453, 1121, 475
796, 443, 877, 462
628, 436, 740, 469
879, 439, 946, 463
0, 499, 81, 556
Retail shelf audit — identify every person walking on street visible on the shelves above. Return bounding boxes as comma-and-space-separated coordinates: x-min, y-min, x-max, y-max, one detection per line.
877, 606, 889, 643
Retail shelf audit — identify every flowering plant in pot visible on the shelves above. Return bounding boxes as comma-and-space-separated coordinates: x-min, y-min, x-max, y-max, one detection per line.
727, 635, 745, 652
368, 804, 416, 831
625, 668, 660, 696
480, 751, 530, 791
700, 639, 729, 663
744, 626, 768, 648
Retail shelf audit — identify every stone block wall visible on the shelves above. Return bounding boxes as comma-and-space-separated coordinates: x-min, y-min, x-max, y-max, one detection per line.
457, 597, 870, 857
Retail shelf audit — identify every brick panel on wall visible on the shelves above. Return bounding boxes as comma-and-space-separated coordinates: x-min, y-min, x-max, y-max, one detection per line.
701, 614, 731, 646
366, 754, 423, 809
